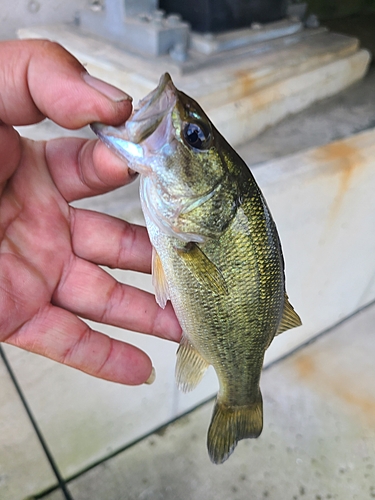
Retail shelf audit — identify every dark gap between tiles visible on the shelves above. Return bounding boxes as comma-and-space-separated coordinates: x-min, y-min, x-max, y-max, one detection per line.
59, 298, 375, 486
30, 484, 63, 500
0, 346, 74, 500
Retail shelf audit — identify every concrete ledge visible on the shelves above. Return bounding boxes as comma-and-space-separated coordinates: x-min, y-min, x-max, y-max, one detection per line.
256, 127, 375, 365
213, 49, 370, 145
18, 25, 371, 146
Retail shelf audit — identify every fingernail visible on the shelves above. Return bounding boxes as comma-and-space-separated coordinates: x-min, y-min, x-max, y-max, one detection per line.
144, 367, 156, 385
83, 73, 132, 102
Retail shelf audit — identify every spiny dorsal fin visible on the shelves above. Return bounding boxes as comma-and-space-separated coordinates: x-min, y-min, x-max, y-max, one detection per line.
176, 243, 228, 295
176, 333, 210, 392
152, 247, 170, 309
276, 294, 302, 335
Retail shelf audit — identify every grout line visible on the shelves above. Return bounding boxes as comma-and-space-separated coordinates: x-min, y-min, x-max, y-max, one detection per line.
64, 392, 217, 485
62, 299, 374, 484
29, 484, 62, 500
64, 299, 375, 484
0, 346, 74, 500
4, 299, 375, 492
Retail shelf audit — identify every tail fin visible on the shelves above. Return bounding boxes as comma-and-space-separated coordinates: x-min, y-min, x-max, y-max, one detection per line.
207, 394, 263, 464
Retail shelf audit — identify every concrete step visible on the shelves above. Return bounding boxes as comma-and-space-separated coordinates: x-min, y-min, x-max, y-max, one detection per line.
18, 24, 371, 146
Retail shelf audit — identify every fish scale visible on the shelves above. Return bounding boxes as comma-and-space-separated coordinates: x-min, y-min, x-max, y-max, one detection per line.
91, 73, 301, 464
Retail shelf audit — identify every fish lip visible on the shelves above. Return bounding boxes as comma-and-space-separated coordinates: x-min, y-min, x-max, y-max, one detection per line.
91, 73, 178, 174
126, 73, 177, 144
91, 121, 150, 174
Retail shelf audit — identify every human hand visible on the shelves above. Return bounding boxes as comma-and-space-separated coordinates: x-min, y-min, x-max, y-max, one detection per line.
0, 40, 181, 385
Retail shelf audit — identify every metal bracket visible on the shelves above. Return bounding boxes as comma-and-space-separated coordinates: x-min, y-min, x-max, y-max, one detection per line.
79, 0, 190, 61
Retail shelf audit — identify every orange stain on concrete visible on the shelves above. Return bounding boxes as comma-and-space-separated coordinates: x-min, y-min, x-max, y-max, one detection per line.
317, 141, 364, 220
294, 353, 316, 379
235, 70, 257, 98
294, 351, 375, 425
336, 388, 375, 422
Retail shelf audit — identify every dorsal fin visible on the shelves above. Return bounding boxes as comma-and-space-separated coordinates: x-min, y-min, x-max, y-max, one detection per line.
276, 294, 302, 335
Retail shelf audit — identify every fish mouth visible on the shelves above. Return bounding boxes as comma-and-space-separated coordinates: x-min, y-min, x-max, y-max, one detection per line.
91, 73, 178, 174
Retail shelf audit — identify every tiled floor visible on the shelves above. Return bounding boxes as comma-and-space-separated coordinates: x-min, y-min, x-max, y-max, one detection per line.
0, 352, 57, 499
44, 301, 375, 500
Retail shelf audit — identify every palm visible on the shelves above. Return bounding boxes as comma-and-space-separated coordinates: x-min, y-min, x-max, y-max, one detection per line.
0, 40, 181, 385
1, 138, 75, 342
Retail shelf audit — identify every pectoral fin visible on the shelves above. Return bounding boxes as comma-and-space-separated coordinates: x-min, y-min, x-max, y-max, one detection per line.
276, 294, 302, 335
176, 334, 210, 392
176, 243, 227, 295
152, 247, 170, 309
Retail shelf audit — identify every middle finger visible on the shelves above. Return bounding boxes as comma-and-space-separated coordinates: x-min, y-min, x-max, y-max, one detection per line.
70, 207, 151, 273
52, 255, 181, 342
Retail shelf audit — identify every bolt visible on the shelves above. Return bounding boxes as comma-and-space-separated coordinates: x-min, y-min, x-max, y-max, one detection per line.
138, 13, 151, 23
167, 13, 182, 26
305, 14, 320, 28
152, 9, 165, 25
89, 0, 104, 13
27, 0, 40, 14
170, 42, 188, 62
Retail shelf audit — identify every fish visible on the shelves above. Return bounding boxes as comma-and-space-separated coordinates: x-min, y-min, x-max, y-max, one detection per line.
91, 73, 301, 464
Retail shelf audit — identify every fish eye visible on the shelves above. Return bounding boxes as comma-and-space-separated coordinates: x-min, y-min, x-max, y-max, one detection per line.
183, 122, 211, 151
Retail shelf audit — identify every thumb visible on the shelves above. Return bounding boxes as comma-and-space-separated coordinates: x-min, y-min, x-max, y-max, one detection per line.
0, 39, 132, 128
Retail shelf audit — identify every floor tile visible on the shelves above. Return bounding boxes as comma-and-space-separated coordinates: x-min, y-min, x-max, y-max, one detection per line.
66, 303, 375, 500
3, 307, 178, 480
39, 488, 68, 500
0, 354, 57, 500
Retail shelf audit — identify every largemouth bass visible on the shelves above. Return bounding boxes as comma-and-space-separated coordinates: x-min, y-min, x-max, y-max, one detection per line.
92, 74, 301, 464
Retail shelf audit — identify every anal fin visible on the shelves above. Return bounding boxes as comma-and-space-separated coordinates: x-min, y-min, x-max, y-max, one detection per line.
276, 294, 302, 335
176, 334, 210, 392
207, 392, 263, 465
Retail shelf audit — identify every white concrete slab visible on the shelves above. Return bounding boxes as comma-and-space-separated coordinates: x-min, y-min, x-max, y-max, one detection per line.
0, 355, 57, 500
211, 48, 370, 146
18, 25, 370, 146
64, 303, 375, 500
254, 127, 375, 366
237, 66, 375, 167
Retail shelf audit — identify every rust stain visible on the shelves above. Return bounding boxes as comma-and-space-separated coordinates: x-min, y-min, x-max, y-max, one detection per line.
234, 70, 258, 98
246, 83, 277, 113
199, 71, 258, 109
317, 141, 364, 221
294, 353, 316, 379
336, 387, 375, 421
294, 352, 375, 425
